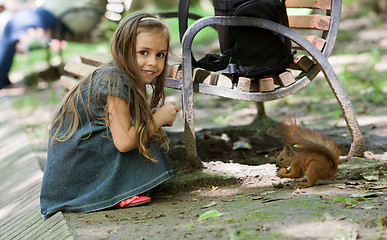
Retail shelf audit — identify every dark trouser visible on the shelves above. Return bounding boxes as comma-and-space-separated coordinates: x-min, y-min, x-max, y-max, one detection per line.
0, 7, 58, 89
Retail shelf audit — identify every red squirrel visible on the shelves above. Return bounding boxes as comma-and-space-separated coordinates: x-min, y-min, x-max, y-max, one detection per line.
276, 117, 342, 188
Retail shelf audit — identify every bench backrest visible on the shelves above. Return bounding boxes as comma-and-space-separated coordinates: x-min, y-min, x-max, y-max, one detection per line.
286, 0, 340, 58
58, 0, 129, 41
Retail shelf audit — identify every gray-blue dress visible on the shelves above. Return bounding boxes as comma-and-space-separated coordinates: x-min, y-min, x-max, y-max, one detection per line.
40, 68, 173, 219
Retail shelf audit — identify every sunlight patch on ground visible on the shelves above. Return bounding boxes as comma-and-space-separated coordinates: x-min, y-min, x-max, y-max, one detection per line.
205, 161, 277, 178
279, 220, 360, 239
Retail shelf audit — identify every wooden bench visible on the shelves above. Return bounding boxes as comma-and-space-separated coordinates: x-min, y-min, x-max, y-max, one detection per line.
60, 0, 364, 169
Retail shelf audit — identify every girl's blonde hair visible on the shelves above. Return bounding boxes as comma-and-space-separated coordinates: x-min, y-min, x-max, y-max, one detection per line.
49, 12, 170, 163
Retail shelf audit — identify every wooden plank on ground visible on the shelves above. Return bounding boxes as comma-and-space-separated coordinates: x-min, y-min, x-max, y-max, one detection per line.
288, 15, 331, 30
0, 97, 73, 240
286, 0, 331, 10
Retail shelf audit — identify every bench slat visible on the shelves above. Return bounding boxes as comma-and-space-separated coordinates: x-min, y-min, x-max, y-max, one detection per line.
166, 64, 181, 78
286, 0, 331, 10
64, 62, 96, 78
292, 35, 326, 51
289, 55, 315, 72
105, 11, 122, 21
80, 52, 111, 66
289, 15, 331, 30
216, 74, 233, 89
259, 76, 275, 92
60, 75, 79, 90
274, 71, 296, 87
106, 3, 124, 13
237, 77, 258, 92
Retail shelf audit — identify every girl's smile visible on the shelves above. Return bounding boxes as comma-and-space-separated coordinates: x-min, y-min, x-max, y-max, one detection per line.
136, 30, 168, 84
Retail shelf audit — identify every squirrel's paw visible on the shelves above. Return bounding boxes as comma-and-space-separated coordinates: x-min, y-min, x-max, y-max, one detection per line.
277, 167, 289, 177
296, 182, 314, 188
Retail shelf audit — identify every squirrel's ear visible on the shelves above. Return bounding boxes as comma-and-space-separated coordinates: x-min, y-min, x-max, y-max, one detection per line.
285, 144, 295, 156
284, 144, 290, 152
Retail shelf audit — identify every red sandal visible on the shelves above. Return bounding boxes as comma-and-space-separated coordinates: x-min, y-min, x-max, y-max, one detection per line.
114, 195, 151, 208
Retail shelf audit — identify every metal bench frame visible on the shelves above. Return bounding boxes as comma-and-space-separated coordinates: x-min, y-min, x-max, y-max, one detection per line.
163, 0, 364, 168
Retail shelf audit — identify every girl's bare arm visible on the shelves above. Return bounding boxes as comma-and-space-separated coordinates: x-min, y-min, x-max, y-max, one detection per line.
107, 96, 180, 152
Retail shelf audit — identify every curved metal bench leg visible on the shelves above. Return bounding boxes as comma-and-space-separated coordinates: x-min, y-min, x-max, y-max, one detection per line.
181, 58, 204, 169
318, 63, 364, 161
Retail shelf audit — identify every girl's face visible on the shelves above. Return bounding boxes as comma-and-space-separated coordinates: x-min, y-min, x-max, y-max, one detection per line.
136, 29, 168, 84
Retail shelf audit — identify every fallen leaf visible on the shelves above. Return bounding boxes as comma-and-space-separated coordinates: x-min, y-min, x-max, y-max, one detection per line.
198, 210, 224, 221
201, 201, 217, 209
272, 182, 284, 188
361, 206, 375, 210
221, 133, 230, 142
232, 140, 252, 150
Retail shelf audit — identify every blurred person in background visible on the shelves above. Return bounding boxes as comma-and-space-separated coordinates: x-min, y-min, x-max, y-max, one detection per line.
0, 0, 35, 37
0, 0, 106, 90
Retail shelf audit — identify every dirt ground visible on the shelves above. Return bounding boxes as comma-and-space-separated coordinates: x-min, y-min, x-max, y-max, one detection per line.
64, 174, 387, 240
61, 128, 387, 240
5, 14, 387, 240
10, 81, 386, 239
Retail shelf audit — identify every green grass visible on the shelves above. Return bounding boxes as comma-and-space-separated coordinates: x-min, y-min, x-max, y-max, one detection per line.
11, 41, 109, 76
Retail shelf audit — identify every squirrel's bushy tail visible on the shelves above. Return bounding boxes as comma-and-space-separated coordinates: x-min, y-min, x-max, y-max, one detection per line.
279, 116, 342, 168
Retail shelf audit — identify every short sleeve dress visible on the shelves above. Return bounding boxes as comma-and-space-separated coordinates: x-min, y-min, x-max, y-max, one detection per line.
40, 68, 173, 219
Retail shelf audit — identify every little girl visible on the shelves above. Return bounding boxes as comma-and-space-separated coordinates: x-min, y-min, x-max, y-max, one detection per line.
40, 12, 180, 219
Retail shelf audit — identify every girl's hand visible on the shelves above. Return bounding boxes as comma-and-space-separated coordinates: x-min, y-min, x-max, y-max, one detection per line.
153, 102, 180, 128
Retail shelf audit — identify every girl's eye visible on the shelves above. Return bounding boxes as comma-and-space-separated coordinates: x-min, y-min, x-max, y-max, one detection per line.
139, 50, 147, 55
156, 52, 165, 58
